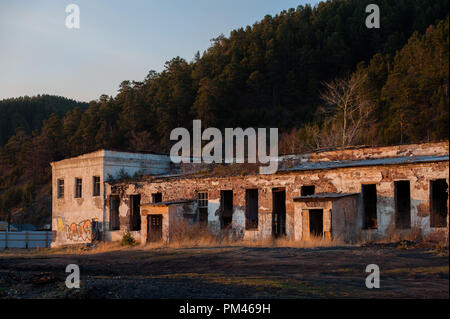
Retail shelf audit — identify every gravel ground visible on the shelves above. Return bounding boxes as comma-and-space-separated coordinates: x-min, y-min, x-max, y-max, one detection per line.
0, 245, 448, 299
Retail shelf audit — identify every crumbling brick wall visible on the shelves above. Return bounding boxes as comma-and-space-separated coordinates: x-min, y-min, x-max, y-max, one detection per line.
106, 160, 448, 242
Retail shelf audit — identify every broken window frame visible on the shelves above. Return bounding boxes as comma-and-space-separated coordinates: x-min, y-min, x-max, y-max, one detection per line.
74, 178, 82, 198
197, 192, 208, 224
197, 192, 208, 208
57, 179, 64, 199
92, 176, 100, 197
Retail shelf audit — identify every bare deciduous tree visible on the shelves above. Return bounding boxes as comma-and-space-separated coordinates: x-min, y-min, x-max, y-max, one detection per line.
320, 72, 374, 147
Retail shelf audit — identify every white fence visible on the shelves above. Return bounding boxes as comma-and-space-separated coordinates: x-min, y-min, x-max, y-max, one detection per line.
0, 231, 52, 249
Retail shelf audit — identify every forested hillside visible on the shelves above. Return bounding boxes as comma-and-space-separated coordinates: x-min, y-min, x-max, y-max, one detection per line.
0, 0, 448, 226
0, 95, 88, 146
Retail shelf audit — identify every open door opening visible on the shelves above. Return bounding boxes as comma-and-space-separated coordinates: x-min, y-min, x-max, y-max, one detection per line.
147, 215, 162, 242
395, 181, 411, 229
220, 190, 233, 229
362, 184, 377, 229
130, 194, 141, 231
309, 209, 323, 238
272, 188, 286, 237
110, 195, 120, 231
430, 179, 448, 228
245, 189, 258, 230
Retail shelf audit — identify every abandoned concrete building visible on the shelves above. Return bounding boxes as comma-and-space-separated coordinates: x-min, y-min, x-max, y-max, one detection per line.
51, 142, 449, 247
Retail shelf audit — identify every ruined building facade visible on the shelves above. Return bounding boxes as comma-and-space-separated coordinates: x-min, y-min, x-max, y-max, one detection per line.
50, 150, 170, 246
51, 142, 449, 247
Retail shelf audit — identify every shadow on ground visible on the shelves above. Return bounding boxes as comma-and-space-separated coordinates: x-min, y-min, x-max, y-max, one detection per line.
0, 246, 448, 298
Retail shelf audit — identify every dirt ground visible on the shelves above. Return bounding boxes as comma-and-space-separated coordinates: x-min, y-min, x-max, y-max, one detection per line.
0, 245, 448, 299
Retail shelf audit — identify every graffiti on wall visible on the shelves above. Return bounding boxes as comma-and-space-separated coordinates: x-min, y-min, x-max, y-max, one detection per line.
57, 218, 99, 242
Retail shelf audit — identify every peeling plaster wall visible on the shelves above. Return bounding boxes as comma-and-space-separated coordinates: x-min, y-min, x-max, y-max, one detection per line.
51, 150, 171, 246
51, 155, 104, 247
140, 203, 196, 244
208, 199, 221, 233
103, 150, 171, 179
107, 160, 448, 242
331, 197, 360, 241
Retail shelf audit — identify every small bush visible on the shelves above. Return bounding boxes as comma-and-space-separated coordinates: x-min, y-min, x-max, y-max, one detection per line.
120, 231, 136, 246
397, 240, 408, 250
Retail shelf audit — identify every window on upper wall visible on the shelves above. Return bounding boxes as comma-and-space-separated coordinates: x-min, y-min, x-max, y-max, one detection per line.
75, 178, 82, 198
152, 192, 162, 203
197, 192, 208, 224
57, 179, 64, 199
301, 185, 315, 196
93, 176, 100, 197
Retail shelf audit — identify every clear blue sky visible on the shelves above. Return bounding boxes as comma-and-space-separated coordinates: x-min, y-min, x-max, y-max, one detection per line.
0, 0, 321, 102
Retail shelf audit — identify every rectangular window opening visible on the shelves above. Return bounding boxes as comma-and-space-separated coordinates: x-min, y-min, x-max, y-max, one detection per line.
152, 192, 162, 203
93, 176, 100, 197
57, 179, 64, 199
197, 192, 208, 225
75, 178, 82, 198
301, 185, 315, 196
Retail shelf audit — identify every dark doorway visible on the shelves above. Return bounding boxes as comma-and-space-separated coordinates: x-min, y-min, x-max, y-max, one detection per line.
220, 190, 233, 229
395, 181, 411, 229
301, 185, 315, 196
362, 184, 377, 229
130, 195, 141, 231
272, 188, 286, 237
245, 189, 258, 230
152, 192, 162, 203
147, 215, 162, 242
309, 209, 323, 238
430, 179, 448, 228
110, 195, 120, 230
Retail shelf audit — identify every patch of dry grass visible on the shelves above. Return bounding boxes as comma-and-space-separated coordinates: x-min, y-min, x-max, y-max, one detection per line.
0, 241, 130, 257
143, 217, 346, 249
383, 265, 449, 275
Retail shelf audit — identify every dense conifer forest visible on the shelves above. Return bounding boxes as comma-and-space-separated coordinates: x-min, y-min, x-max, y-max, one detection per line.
0, 0, 448, 225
